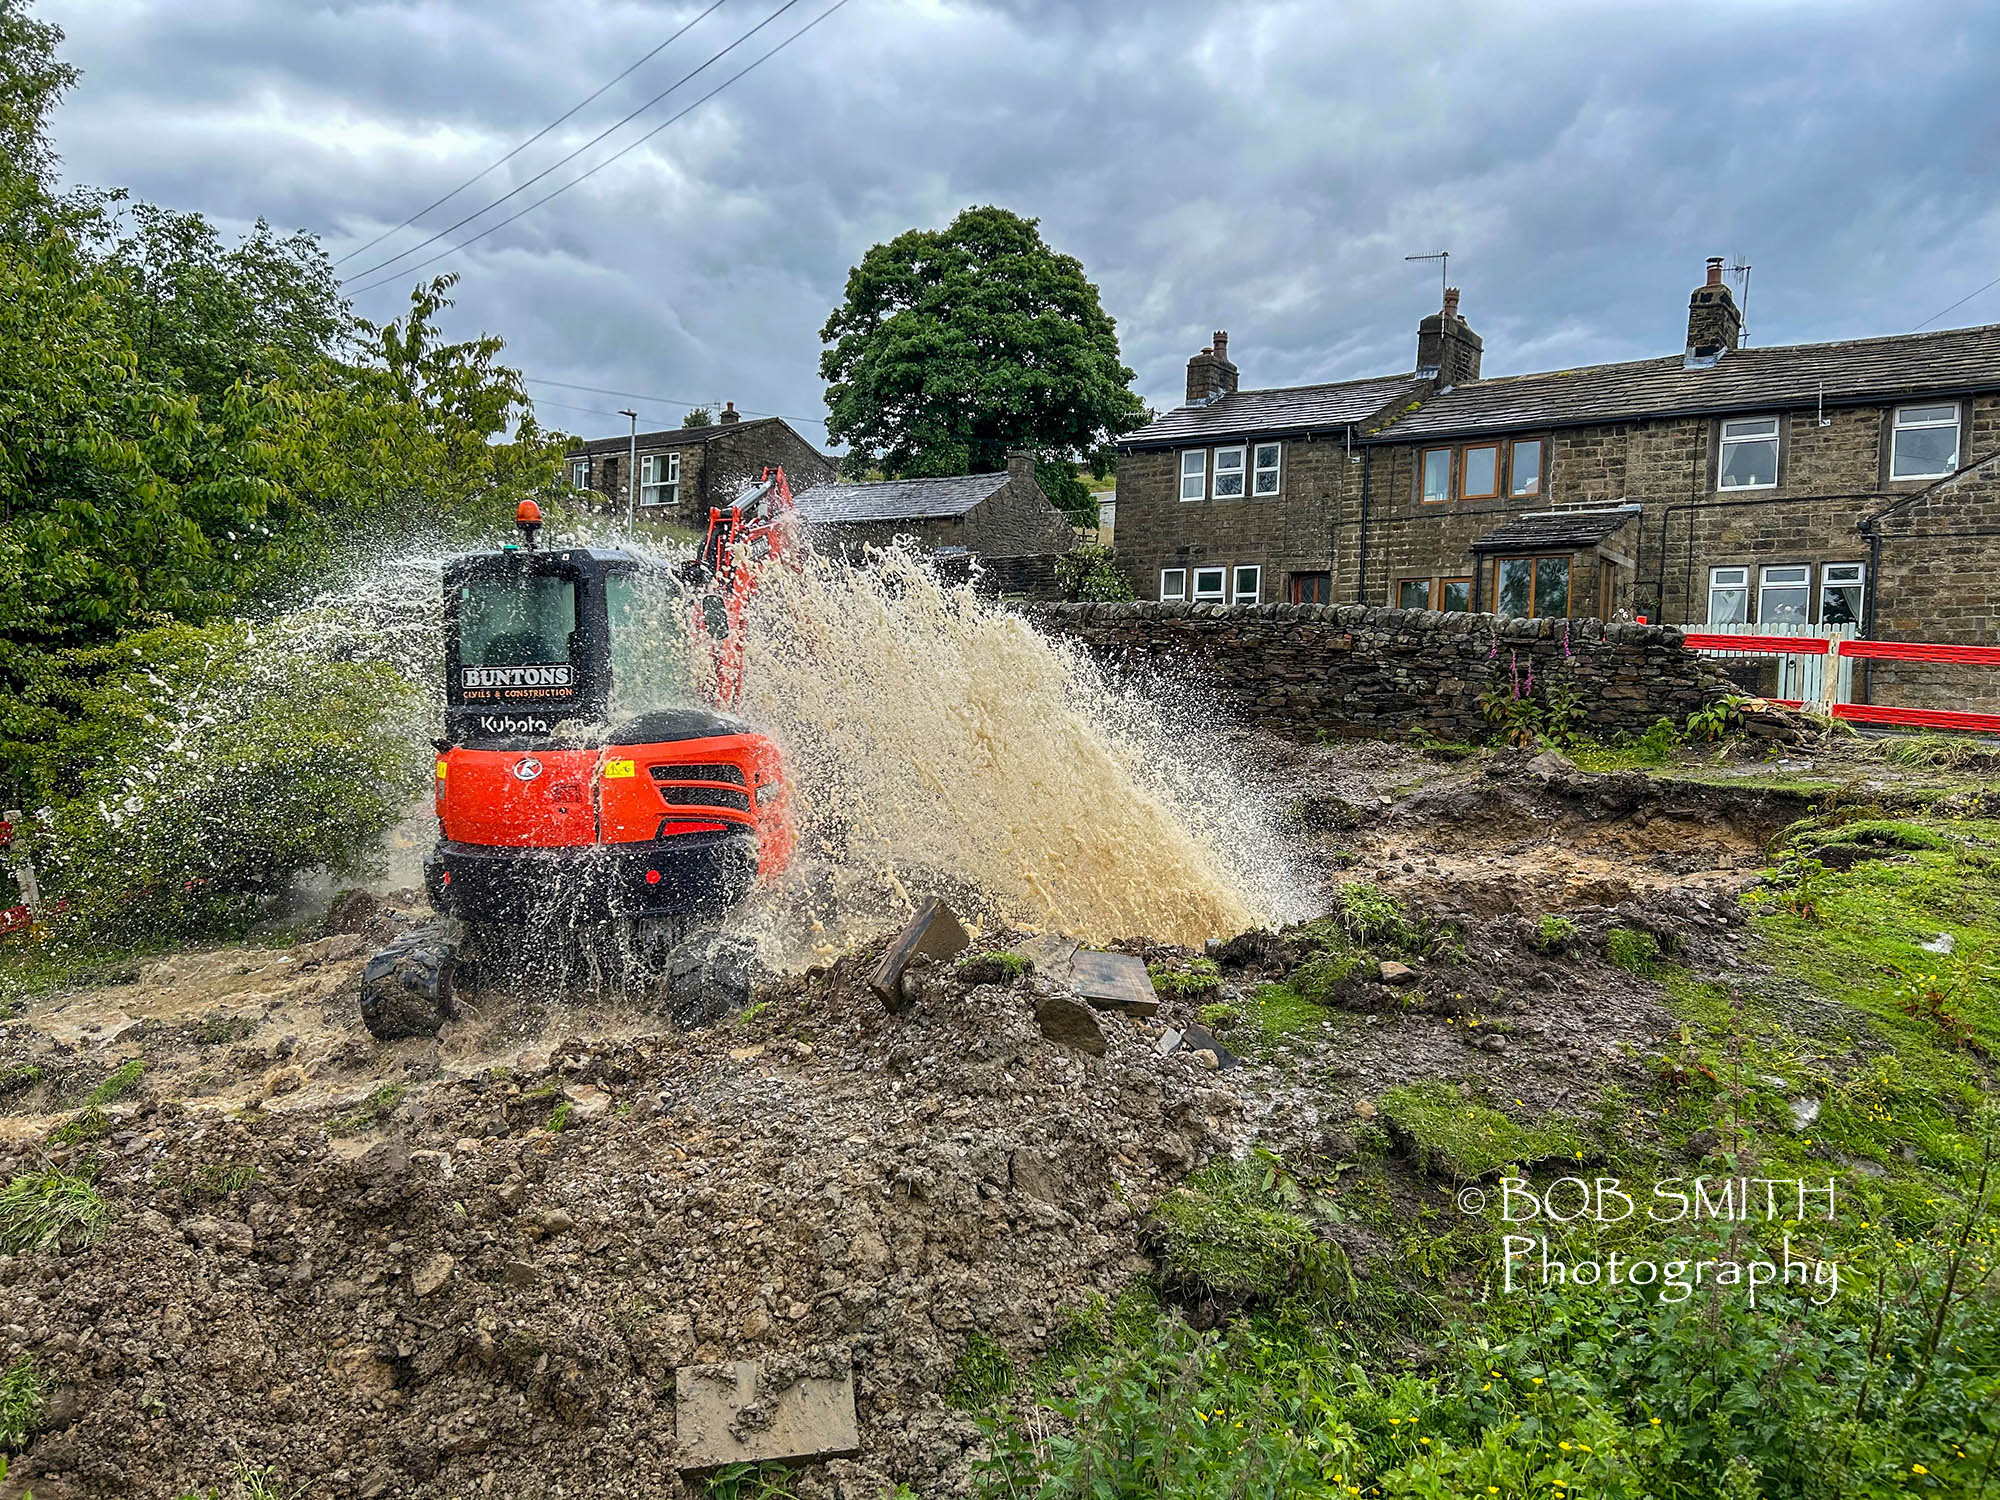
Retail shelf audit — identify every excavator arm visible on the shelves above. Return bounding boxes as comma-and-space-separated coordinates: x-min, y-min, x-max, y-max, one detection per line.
685, 466, 800, 706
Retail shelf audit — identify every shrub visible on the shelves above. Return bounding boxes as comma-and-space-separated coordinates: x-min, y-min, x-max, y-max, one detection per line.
1767, 846, 1831, 921
1053, 544, 1135, 602
0, 1167, 112, 1254
948, 1331, 1017, 1409
25, 619, 428, 942
1335, 883, 1414, 949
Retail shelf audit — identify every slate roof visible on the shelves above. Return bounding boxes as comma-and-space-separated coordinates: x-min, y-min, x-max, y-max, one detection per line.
1118, 373, 1424, 449
568, 416, 783, 452
1378, 324, 2000, 441
1470, 506, 1641, 554
793, 472, 1009, 524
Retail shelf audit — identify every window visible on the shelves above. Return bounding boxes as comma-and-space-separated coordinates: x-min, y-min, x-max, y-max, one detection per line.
1509, 440, 1543, 497
1718, 416, 1780, 490
458, 575, 578, 671
1252, 443, 1281, 496
1821, 562, 1865, 627
1891, 402, 1959, 480
640, 452, 680, 508
1421, 448, 1452, 504
1707, 566, 1750, 625
1492, 555, 1571, 619
1179, 451, 1206, 502
1440, 577, 1472, 612
569, 458, 592, 489
1461, 444, 1500, 499
1398, 579, 1432, 610
1759, 564, 1810, 626
1159, 568, 1188, 602
1212, 447, 1247, 498
1291, 571, 1331, 605
1232, 565, 1261, 604
1192, 567, 1227, 602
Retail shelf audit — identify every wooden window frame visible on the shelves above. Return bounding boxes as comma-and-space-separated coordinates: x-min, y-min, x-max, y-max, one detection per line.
1290, 571, 1331, 605
1420, 447, 1452, 504
1397, 578, 1433, 610
1460, 443, 1501, 500
1438, 576, 1472, 612
1491, 554, 1573, 619
1508, 439, 1543, 497
1159, 568, 1188, 602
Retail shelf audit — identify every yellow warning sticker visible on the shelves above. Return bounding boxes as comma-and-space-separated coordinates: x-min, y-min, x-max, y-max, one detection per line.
603, 759, 636, 779
434, 759, 448, 778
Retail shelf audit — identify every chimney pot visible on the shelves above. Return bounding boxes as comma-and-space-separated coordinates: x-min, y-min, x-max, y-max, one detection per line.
1687, 260, 1742, 359
1705, 257, 1725, 287
1184, 328, 1239, 404
1416, 291, 1482, 385
1442, 286, 1461, 319
1212, 330, 1229, 361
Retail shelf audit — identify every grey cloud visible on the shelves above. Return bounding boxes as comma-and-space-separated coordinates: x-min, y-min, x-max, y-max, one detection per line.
35, 0, 2000, 444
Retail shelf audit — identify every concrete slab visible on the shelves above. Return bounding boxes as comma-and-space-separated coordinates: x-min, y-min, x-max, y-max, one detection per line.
1069, 950, 1159, 1015
675, 1355, 860, 1471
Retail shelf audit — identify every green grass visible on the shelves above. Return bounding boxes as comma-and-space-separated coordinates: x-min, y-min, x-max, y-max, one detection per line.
948, 1331, 1017, 1409
0, 1063, 42, 1098
81, 1057, 144, 1106
959, 950, 1033, 985
1148, 958, 1221, 999
1238, 981, 1342, 1050
0, 1358, 45, 1449
1377, 1080, 1583, 1181
46, 1105, 108, 1147
1802, 817, 1956, 852
1145, 1158, 1354, 1311
326, 1082, 403, 1137
546, 1099, 574, 1133
1605, 925, 1663, 974
0, 1167, 112, 1254
704, 1462, 799, 1500
1534, 913, 1580, 954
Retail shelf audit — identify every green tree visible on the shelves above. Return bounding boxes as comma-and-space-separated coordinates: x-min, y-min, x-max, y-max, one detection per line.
681, 406, 711, 427
819, 205, 1145, 524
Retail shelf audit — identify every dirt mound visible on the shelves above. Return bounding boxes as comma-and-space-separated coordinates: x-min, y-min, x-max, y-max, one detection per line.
1, 937, 1255, 1499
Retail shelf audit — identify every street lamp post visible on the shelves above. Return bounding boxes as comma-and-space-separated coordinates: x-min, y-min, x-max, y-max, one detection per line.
620, 409, 639, 530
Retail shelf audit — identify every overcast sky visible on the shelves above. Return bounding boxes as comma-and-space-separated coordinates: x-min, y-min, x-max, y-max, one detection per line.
34, 0, 2000, 447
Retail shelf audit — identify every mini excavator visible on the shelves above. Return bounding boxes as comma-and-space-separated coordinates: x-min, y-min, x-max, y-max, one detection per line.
360, 469, 800, 1039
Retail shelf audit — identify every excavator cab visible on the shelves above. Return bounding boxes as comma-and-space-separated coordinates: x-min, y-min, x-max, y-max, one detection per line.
361, 478, 800, 1042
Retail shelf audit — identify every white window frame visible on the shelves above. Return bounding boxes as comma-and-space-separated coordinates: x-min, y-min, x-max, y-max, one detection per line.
640, 451, 679, 508
1179, 450, 1206, 502
1890, 402, 1960, 480
570, 458, 593, 489
1421, 447, 1452, 504
1707, 566, 1750, 625
1191, 566, 1227, 603
1211, 446, 1247, 498
1232, 565, 1261, 604
1717, 416, 1780, 491
1820, 562, 1865, 627
1159, 568, 1187, 602
1758, 563, 1811, 626
1251, 443, 1281, 496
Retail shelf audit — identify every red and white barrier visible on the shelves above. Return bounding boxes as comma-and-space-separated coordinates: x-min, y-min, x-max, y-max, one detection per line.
1682, 632, 2000, 734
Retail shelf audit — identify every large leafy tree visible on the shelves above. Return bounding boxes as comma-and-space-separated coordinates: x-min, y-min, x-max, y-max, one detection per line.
819, 205, 1145, 522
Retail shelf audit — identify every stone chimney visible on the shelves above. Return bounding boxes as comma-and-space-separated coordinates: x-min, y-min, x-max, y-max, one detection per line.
718, 401, 741, 425
1184, 329, 1239, 404
1686, 258, 1741, 361
1006, 447, 1035, 486
1415, 287, 1482, 387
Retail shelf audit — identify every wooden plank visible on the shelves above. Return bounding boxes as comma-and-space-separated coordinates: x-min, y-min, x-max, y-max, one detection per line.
1070, 950, 1159, 1015
868, 898, 971, 1012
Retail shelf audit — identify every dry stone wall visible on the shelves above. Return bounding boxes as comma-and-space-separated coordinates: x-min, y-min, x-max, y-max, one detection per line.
1027, 601, 1735, 741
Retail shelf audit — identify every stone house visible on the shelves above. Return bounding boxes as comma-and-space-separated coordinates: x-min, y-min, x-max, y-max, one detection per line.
563, 404, 833, 526
1115, 264, 2000, 707
794, 449, 1076, 562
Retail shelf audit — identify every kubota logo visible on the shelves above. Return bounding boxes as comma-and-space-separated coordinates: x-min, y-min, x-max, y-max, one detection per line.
512, 757, 544, 782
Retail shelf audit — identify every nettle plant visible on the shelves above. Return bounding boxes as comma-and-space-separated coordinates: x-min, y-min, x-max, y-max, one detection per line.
1478, 628, 1587, 749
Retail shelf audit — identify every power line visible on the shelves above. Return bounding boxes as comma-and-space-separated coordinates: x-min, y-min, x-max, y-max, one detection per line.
525, 376, 830, 428
340, 0, 811, 288
1914, 271, 2000, 332
334, 0, 731, 267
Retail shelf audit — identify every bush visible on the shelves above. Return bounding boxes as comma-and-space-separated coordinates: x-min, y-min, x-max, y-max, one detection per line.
23, 620, 428, 941
1054, 545, 1135, 602
1606, 926, 1663, 975
1534, 913, 1581, 954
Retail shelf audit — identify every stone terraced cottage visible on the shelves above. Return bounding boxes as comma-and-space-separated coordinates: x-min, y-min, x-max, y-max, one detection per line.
1114, 262, 2000, 708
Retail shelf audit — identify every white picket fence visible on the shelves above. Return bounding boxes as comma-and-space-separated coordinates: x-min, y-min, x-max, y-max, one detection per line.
1691, 621, 1862, 707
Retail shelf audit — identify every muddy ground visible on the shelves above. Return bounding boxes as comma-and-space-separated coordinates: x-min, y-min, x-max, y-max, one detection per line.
0, 734, 1971, 1498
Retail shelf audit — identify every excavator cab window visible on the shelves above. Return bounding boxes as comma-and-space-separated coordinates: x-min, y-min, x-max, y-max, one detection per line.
459, 576, 578, 669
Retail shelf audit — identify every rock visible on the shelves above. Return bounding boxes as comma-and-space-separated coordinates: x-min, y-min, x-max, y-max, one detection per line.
1352, 1098, 1377, 1119
1378, 961, 1418, 986
1525, 750, 1576, 779
1153, 1028, 1183, 1057
1684, 1128, 1719, 1159
411, 1253, 455, 1297
1033, 993, 1106, 1056
501, 1259, 543, 1289
562, 1084, 612, 1121
182, 1215, 254, 1256
1479, 1032, 1507, 1054
1787, 1096, 1821, 1132
1921, 932, 1956, 955
1189, 1049, 1220, 1070
676, 1354, 859, 1470
1174, 1024, 1240, 1070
